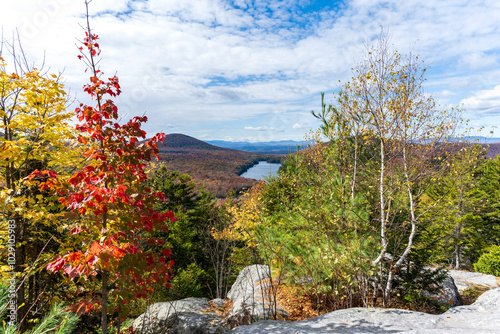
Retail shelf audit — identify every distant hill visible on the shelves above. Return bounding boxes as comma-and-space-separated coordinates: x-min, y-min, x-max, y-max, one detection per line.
481, 143, 500, 158
156, 134, 283, 197
433, 137, 500, 158
459, 136, 500, 144
207, 139, 313, 154
161, 133, 225, 151
152, 135, 500, 197
205, 137, 500, 156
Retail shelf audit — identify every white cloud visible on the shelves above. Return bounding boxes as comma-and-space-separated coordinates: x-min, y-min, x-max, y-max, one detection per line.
459, 52, 498, 70
244, 126, 275, 131
461, 85, 500, 114
2, 0, 500, 140
235, 135, 281, 142
293, 123, 309, 130
437, 90, 456, 98
162, 123, 180, 128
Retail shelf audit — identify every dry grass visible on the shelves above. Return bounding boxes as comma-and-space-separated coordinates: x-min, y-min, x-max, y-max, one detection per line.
209, 299, 233, 317
275, 284, 323, 321
460, 284, 491, 306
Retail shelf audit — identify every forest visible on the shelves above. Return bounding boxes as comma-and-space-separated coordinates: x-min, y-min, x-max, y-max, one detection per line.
1, 5, 500, 334
154, 133, 283, 198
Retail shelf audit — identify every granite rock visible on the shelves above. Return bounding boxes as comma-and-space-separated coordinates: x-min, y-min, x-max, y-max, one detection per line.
132, 297, 228, 334
231, 288, 500, 334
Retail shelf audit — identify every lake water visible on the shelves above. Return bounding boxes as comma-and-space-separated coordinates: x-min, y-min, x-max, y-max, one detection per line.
240, 161, 282, 180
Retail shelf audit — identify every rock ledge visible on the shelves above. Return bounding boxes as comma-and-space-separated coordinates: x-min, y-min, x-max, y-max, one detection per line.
231, 287, 500, 334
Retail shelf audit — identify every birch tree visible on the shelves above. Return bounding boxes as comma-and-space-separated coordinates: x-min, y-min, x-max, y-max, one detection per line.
315, 35, 463, 304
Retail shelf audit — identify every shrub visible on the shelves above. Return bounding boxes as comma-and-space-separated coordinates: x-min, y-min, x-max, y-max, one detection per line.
0, 281, 78, 334
168, 264, 207, 299
474, 245, 500, 276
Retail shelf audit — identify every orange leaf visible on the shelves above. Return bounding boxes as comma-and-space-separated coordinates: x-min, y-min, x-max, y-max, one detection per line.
89, 241, 102, 255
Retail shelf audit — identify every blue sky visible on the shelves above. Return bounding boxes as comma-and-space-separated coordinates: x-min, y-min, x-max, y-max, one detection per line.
2, 0, 500, 142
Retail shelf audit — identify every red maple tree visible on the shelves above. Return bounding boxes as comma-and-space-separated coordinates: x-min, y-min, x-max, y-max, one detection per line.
37, 3, 176, 332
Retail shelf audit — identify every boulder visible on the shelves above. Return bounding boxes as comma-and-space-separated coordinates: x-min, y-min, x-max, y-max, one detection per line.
231, 288, 500, 334
423, 275, 462, 306
132, 297, 228, 334
226, 265, 287, 324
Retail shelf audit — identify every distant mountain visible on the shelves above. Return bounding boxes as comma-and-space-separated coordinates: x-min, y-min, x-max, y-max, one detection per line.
206, 139, 314, 154
457, 136, 500, 144
160, 133, 224, 151
156, 134, 284, 197
448, 138, 500, 158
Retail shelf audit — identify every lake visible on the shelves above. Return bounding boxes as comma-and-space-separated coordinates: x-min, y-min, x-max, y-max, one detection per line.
240, 161, 282, 180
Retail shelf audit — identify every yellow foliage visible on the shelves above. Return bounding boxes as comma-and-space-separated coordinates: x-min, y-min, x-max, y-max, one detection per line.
0, 57, 85, 278
221, 182, 266, 246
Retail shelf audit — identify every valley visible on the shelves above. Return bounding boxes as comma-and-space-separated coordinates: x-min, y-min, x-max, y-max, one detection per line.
156, 133, 284, 197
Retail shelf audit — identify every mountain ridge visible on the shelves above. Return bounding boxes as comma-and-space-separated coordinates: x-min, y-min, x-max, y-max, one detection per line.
160, 133, 225, 151
206, 139, 313, 154
155, 134, 283, 197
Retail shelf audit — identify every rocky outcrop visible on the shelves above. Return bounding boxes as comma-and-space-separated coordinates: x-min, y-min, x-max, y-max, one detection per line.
132, 297, 228, 334
226, 265, 287, 324
449, 270, 500, 291
231, 287, 500, 334
132, 265, 286, 333
423, 275, 462, 306
132, 265, 496, 334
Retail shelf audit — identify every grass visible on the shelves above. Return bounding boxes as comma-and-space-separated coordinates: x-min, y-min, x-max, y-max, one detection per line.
460, 284, 491, 305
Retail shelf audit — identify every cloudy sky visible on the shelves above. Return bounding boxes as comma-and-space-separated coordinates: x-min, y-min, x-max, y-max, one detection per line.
1, 0, 500, 142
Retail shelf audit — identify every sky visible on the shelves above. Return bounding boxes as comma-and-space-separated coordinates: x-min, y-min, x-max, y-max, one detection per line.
1, 0, 500, 142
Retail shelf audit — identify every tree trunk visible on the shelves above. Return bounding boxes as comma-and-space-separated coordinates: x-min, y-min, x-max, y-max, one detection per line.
101, 208, 108, 334
384, 146, 419, 303
116, 303, 122, 334
15, 216, 28, 332
101, 269, 108, 334
373, 140, 388, 266
454, 244, 461, 270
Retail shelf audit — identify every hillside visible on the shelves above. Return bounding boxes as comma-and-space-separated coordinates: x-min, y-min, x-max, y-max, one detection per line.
156, 134, 283, 197
296, 140, 500, 159
484, 143, 500, 158
160, 133, 225, 151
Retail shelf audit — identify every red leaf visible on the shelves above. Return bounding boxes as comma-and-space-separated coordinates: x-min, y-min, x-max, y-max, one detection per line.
64, 266, 78, 279
94, 194, 103, 203
45, 170, 58, 178
86, 254, 99, 266
70, 226, 82, 235
47, 257, 65, 273
67, 252, 82, 263
161, 249, 172, 257
24, 169, 44, 181
113, 248, 126, 258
